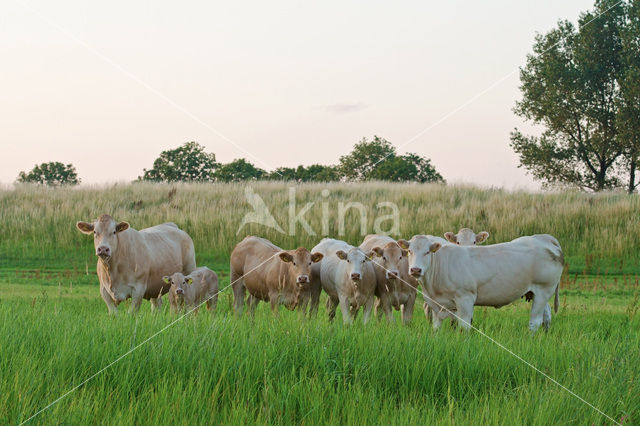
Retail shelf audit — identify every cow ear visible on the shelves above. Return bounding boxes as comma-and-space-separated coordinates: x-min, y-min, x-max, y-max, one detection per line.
162, 276, 171, 284
366, 251, 375, 260
186, 277, 193, 285
401, 249, 408, 257
476, 231, 489, 244
372, 247, 383, 257
279, 252, 293, 263
429, 242, 441, 253
397, 239, 410, 249
116, 222, 129, 233
76, 221, 94, 235
444, 232, 456, 243
311, 252, 324, 263
335, 250, 347, 260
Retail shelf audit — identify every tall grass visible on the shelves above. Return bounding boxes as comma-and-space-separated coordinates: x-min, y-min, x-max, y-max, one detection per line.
1, 182, 639, 274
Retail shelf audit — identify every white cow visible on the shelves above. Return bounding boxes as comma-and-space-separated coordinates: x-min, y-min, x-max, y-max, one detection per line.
399, 234, 563, 332
311, 239, 377, 325
444, 228, 490, 246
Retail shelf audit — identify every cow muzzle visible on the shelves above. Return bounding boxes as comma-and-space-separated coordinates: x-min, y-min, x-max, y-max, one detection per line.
386, 271, 399, 280
96, 246, 111, 259
350, 272, 361, 281
410, 267, 423, 277
176, 288, 184, 295
297, 275, 309, 284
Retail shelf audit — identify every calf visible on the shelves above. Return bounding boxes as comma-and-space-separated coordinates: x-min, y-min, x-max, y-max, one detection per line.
359, 235, 418, 324
311, 239, 376, 324
230, 236, 323, 315
444, 228, 490, 246
399, 234, 563, 332
163, 267, 219, 313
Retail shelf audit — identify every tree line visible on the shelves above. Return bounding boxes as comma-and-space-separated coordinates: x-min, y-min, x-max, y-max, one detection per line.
16, 0, 640, 192
16, 137, 444, 185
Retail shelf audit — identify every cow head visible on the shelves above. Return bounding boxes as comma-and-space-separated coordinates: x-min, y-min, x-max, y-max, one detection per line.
336, 247, 373, 286
163, 272, 192, 300
76, 214, 129, 261
398, 236, 441, 278
278, 247, 323, 308
444, 228, 489, 246
370, 242, 407, 280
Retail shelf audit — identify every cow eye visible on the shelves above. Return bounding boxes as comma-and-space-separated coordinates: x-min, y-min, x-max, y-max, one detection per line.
361, 260, 365, 263
293, 262, 296, 266
347, 259, 350, 263
382, 256, 387, 261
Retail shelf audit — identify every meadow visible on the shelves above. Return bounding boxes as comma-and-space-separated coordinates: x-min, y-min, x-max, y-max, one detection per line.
1, 182, 639, 424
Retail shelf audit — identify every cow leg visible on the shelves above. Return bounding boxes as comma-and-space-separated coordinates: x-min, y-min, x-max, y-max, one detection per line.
206, 292, 218, 313
327, 297, 338, 322
362, 297, 375, 325
402, 293, 416, 325
529, 293, 549, 333
100, 285, 118, 315
338, 295, 353, 325
454, 294, 475, 331
247, 295, 259, 316
376, 292, 394, 323
542, 304, 552, 331
150, 297, 162, 312
309, 284, 321, 317
231, 271, 245, 316
432, 310, 443, 331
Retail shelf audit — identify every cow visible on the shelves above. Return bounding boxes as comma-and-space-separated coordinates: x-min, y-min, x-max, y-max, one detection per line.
311, 238, 377, 324
398, 234, 563, 332
444, 228, 490, 246
359, 235, 418, 324
230, 236, 323, 315
76, 214, 196, 314
163, 267, 219, 313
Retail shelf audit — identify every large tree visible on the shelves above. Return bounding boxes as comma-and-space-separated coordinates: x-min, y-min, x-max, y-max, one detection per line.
140, 142, 217, 182
17, 162, 80, 186
267, 164, 340, 182
510, 0, 638, 191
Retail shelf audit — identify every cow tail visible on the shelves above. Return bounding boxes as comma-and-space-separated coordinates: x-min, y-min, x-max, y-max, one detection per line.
554, 284, 559, 314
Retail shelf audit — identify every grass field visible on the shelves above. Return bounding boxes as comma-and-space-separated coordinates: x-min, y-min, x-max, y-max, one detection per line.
1, 183, 639, 424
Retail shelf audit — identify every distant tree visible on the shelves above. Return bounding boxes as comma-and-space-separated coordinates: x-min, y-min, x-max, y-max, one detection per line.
140, 142, 217, 182
338, 136, 443, 183
509, 0, 640, 191
214, 159, 266, 182
17, 162, 80, 186
268, 164, 340, 182
338, 136, 396, 181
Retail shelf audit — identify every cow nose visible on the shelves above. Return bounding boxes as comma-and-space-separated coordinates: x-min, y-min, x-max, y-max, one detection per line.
387, 271, 398, 279
96, 246, 110, 257
350, 273, 361, 281
410, 267, 422, 276
176, 288, 184, 294
297, 275, 309, 284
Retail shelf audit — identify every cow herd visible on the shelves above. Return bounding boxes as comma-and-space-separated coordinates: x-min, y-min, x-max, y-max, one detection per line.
77, 214, 564, 332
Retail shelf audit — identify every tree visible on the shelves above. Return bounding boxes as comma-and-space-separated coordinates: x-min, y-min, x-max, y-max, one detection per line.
17, 162, 80, 186
140, 142, 217, 182
338, 136, 396, 181
510, 0, 639, 191
617, 0, 640, 192
338, 136, 444, 183
214, 159, 266, 182
267, 164, 340, 182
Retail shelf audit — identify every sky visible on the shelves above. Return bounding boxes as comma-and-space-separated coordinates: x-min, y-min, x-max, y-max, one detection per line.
0, 0, 596, 188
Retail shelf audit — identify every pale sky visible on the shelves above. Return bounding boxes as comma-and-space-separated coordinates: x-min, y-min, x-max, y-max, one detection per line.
0, 0, 595, 188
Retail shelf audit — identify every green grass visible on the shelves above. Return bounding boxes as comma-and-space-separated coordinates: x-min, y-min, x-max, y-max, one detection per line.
1, 182, 639, 424
1, 277, 638, 425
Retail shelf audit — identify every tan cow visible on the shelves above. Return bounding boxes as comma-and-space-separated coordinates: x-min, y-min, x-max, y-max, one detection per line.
399, 234, 563, 332
359, 235, 418, 324
76, 214, 196, 314
311, 238, 377, 325
444, 228, 490, 246
230, 236, 323, 315
163, 267, 219, 313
